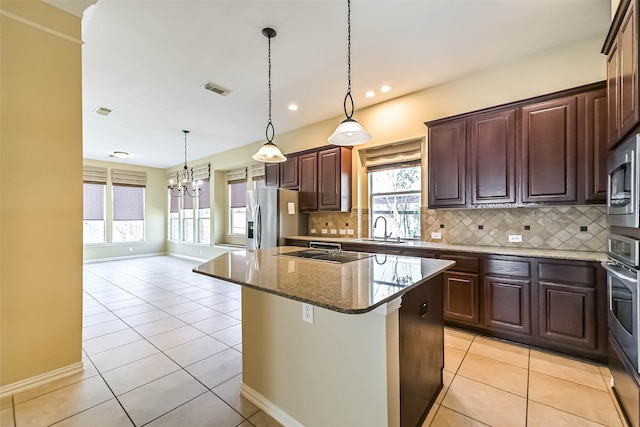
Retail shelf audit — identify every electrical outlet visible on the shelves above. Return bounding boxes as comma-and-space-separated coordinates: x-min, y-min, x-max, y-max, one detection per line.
321, 229, 328, 234
330, 229, 337, 235
310, 228, 316, 234
302, 303, 314, 324
431, 232, 442, 239
346, 229, 354, 235
128, 247, 133, 252
339, 229, 346, 235
508, 234, 523, 243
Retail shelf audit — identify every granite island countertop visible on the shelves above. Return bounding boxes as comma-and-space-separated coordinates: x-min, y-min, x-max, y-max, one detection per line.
284, 236, 607, 262
193, 246, 455, 314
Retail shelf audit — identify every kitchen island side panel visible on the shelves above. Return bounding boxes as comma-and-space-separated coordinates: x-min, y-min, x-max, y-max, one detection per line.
241, 287, 399, 427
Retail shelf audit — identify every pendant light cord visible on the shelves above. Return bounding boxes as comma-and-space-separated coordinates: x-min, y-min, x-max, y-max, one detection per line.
183, 130, 189, 171
343, 0, 355, 119
266, 33, 275, 143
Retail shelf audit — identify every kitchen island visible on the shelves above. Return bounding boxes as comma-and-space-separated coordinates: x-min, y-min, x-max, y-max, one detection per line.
194, 246, 454, 427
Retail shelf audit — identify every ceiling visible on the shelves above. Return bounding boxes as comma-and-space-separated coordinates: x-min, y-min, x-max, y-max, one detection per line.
77, 0, 611, 169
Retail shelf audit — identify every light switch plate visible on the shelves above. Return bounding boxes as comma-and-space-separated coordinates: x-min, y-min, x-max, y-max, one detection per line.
321, 229, 328, 234
431, 232, 442, 239
508, 234, 523, 242
330, 229, 337, 234
346, 229, 354, 235
310, 228, 316, 234
339, 229, 346, 235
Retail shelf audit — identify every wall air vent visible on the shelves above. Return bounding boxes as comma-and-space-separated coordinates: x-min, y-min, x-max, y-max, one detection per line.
94, 107, 113, 116
202, 81, 232, 96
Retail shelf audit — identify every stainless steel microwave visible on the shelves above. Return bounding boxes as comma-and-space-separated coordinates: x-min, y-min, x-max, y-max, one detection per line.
608, 134, 640, 228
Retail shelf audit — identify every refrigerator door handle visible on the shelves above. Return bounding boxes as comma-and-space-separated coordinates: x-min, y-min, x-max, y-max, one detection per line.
256, 204, 262, 249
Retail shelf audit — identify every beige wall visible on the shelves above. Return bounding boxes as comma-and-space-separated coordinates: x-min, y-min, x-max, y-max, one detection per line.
169, 34, 606, 258
1, 1, 84, 386
82, 159, 168, 261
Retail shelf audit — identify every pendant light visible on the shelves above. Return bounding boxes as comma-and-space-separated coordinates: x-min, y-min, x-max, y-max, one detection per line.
328, 0, 371, 146
253, 28, 287, 163
169, 130, 201, 198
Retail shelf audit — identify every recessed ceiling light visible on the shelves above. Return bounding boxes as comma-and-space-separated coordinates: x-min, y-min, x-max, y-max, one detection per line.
380, 85, 391, 93
288, 104, 298, 111
95, 106, 113, 116
110, 151, 129, 159
365, 91, 375, 98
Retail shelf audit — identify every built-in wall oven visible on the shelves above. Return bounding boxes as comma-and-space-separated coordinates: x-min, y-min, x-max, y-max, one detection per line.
608, 134, 640, 227
604, 235, 640, 373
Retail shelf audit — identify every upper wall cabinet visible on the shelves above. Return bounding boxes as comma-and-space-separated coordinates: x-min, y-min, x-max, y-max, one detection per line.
428, 120, 467, 208
279, 155, 299, 189
265, 163, 280, 187
521, 96, 577, 204
318, 147, 351, 212
603, 0, 639, 149
298, 151, 318, 211
425, 82, 607, 209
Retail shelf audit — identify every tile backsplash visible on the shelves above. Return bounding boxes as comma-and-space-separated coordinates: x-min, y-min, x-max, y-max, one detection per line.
308, 206, 607, 252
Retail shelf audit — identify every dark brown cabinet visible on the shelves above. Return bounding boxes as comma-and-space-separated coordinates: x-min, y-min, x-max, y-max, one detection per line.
264, 163, 279, 187
484, 276, 531, 335
428, 120, 467, 208
520, 96, 577, 204
298, 152, 318, 211
279, 155, 299, 189
318, 147, 351, 212
470, 109, 516, 205
580, 88, 608, 202
443, 272, 479, 325
604, 0, 639, 149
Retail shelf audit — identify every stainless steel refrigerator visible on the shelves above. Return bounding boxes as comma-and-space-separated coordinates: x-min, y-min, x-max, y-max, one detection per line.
246, 187, 308, 249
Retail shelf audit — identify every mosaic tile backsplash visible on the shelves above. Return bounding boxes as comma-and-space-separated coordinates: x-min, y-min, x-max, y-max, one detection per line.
308, 206, 607, 252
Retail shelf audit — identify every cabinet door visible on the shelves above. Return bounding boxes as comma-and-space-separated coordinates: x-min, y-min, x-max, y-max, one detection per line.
521, 97, 577, 203
298, 152, 318, 211
607, 39, 622, 148
538, 281, 597, 351
484, 276, 531, 335
318, 147, 351, 211
443, 272, 479, 324
428, 120, 467, 208
619, 0, 639, 139
264, 163, 280, 187
582, 88, 608, 202
470, 109, 516, 205
279, 155, 299, 189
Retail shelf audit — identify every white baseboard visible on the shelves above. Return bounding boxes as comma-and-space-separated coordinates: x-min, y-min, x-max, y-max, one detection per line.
240, 382, 306, 427
83, 252, 167, 264
0, 361, 84, 399
168, 253, 208, 262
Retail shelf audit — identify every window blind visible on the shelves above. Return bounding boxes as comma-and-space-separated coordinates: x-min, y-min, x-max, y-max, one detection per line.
226, 167, 247, 183
364, 139, 423, 172
229, 181, 246, 208
184, 191, 194, 210
199, 179, 211, 209
83, 183, 105, 220
112, 169, 147, 187
113, 185, 144, 220
83, 166, 107, 184
169, 191, 179, 213
193, 163, 210, 181
250, 164, 265, 181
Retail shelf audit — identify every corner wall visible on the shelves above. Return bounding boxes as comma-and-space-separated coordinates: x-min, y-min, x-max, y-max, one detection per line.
1, 1, 84, 386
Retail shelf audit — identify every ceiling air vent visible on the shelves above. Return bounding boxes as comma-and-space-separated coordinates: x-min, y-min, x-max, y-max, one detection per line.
202, 81, 232, 96
94, 107, 113, 116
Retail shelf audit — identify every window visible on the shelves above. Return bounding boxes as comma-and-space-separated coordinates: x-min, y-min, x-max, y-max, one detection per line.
183, 190, 194, 242
229, 180, 247, 235
169, 189, 179, 240
369, 166, 421, 240
112, 185, 144, 242
198, 180, 210, 244
83, 183, 105, 244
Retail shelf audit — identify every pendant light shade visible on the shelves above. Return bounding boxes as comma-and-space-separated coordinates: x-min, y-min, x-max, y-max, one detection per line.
328, 117, 371, 146
253, 27, 287, 164
252, 141, 286, 162
328, 0, 371, 146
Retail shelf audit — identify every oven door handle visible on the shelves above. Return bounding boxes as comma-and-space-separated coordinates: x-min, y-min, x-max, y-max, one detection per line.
601, 261, 638, 284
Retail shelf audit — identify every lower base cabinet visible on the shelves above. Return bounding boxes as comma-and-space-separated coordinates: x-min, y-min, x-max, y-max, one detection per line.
484, 276, 531, 335
610, 334, 640, 427
443, 272, 479, 324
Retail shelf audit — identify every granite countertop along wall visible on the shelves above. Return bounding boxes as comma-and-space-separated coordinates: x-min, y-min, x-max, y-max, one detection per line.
193, 247, 455, 314
286, 236, 607, 263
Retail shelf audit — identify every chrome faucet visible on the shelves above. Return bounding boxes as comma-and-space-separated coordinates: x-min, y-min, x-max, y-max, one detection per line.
373, 216, 392, 241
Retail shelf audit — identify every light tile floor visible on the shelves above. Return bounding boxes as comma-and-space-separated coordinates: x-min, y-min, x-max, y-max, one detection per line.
0, 255, 630, 427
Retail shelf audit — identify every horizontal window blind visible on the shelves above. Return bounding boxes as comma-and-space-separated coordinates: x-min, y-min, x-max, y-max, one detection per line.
83, 183, 105, 220
112, 169, 147, 187
226, 167, 247, 183
250, 164, 265, 181
83, 166, 107, 184
365, 139, 423, 172
113, 185, 144, 220
193, 163, 210, 181
199, 179, 211, 209
229, 181, 247, 208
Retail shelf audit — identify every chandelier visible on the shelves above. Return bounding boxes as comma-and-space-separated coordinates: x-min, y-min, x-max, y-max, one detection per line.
169, 130, 201, 198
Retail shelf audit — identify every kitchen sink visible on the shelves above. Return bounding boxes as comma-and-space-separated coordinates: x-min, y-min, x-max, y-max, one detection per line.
355, 238, 408, 245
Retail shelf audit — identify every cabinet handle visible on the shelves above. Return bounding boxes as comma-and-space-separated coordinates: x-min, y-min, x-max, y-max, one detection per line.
420, 302, 428, 318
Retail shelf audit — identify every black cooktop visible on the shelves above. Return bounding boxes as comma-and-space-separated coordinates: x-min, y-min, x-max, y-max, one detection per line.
277, 249, 373, 264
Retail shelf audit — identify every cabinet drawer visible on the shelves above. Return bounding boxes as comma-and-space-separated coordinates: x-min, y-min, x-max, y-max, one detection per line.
485, 257, 531, 278
538, 262, 596, 286
440, 254, 479, 273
